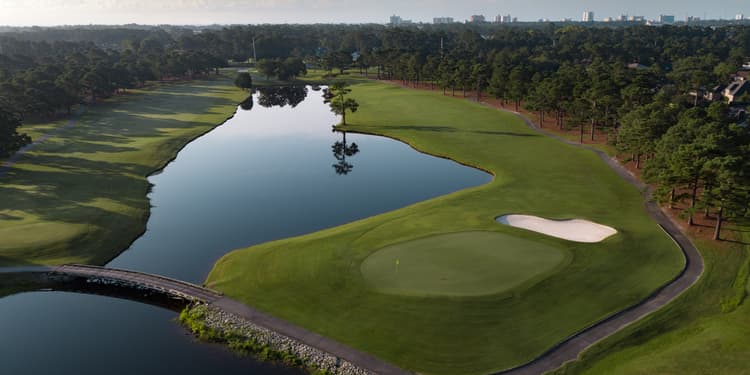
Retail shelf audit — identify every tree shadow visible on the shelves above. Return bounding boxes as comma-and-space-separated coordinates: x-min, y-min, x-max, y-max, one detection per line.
63, 141, 139, 154
0, 155, 146, 226
0, 213, 23, 221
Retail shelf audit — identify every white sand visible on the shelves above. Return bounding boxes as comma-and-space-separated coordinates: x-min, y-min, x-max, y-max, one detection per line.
496, 214, 617, 243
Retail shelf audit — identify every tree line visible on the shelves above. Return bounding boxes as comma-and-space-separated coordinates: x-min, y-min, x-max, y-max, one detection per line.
2, 23, 750, 239
0, 36, 225, 158
310, 24, 750, 240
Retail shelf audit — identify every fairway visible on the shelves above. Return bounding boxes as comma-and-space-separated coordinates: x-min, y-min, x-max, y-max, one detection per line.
0, 76, 247, 266
208, 81, 686, 375
361, 232, 568, 297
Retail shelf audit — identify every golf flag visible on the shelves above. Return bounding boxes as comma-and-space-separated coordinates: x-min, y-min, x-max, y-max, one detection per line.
396, 259, 400, 266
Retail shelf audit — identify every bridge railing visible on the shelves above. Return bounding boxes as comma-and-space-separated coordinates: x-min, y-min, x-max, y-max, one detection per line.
54, 264, 224, 300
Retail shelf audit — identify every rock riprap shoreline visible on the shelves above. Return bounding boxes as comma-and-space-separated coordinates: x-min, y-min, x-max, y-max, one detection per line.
181, 304, 375, 375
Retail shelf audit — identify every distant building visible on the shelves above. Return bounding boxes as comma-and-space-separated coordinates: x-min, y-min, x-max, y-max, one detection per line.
704, 85, 726, 102
724, 79, 750, 104
495, 14, 513, 23
469, 15, 486, 23
433, 17, 454, 24
686, 16, 701, 23
603, 17, 613, 22
659, 15, 675, 24
737, 14, 746, 20
389, 15, 412, 26
628, 15, 645, 22
618, 14, 628, 22
582, 11, 594, 22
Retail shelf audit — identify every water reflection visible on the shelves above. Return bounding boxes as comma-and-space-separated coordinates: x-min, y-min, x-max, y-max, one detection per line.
256, 86, 308, 108
331, 130, 360, 175
239, 96, 254, 111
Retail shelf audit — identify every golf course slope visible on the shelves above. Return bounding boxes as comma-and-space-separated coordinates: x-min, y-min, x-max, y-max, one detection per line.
207, 82, 686, 375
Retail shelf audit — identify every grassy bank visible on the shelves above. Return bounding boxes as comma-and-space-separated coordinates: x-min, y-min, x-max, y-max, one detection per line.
0, 75, 247, 266
551, 230, 750, 375
207, 81, 685, 374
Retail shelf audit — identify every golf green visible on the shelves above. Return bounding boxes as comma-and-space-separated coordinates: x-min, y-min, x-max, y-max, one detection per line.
361, 232, 568, 297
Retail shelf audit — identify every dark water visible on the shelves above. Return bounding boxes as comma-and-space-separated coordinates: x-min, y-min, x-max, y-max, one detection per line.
0, 86, 490, 374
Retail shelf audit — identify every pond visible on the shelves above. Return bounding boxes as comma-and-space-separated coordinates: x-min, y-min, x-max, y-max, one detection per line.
0, 85, 491, 374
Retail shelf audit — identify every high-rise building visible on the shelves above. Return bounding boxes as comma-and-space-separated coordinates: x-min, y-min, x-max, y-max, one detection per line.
389, 15, 412, 26
495, 14, 512, 23
469, 15, 486, 23
737, 14, 745, 21
628, 15, 645, 22
433, 17, 454, 24
660, 15, 675, 24
582, 11, 594, 22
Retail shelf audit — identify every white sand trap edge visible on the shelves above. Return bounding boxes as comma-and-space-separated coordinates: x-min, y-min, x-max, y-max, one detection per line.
496, 214, 617, 243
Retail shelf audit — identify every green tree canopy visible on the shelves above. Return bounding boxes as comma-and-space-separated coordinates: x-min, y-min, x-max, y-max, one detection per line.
0, 108, 31, 158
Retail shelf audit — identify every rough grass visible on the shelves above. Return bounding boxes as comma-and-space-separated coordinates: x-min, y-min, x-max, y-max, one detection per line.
207, 82, 686, 375
0, 75, 247, 266
551, 229, 750, 375
360, 231, 569, 297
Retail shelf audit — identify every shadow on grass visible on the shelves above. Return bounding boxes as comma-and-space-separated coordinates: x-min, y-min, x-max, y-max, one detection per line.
0, 155, 146, 224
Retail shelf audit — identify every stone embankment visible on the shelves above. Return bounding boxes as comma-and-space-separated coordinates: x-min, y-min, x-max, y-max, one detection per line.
193, 304, 374, 375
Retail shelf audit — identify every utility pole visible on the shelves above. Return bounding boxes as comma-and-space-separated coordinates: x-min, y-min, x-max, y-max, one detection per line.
252, 37, 257, 63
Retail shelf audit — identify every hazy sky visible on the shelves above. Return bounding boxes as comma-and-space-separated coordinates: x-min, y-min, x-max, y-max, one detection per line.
1, 0, 749, 26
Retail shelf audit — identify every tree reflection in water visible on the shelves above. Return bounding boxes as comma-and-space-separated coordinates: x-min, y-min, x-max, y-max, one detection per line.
239, 95, 254, 111
332, 130, 360, 175
256, 86, 308, 108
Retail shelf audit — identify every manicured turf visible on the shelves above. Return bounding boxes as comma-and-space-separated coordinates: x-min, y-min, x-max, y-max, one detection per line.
361, 231, 569, 297
207, 82, 686, 374
0, 75, 247, 266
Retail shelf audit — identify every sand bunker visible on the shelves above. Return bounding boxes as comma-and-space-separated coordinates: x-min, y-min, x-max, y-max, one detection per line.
496, 215, 617, 243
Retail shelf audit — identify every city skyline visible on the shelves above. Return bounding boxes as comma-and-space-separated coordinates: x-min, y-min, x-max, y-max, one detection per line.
0, 0, 749, 26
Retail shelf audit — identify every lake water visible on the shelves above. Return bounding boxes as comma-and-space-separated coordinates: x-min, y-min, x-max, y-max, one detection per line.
0, 86, 490, 374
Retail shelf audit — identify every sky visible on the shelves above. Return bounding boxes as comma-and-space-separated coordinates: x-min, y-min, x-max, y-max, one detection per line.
0, 0, 749, 26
